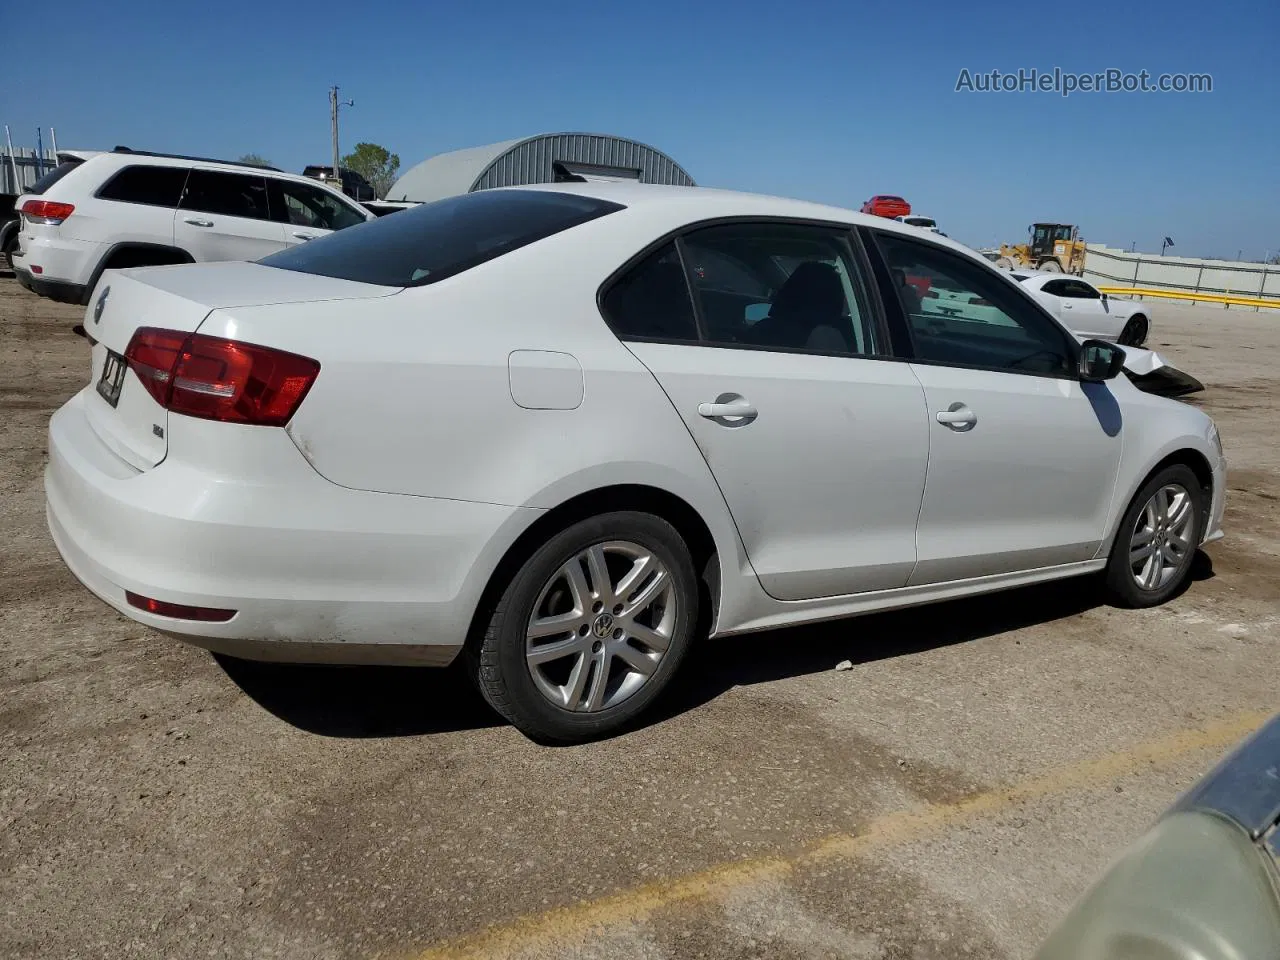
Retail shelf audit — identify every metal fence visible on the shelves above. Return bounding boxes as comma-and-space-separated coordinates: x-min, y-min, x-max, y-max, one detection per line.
1, 147, 57, 195
1084, 244, 1280, 311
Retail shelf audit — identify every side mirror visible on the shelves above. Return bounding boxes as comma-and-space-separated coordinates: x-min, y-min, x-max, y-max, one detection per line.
1079, 339, 1125, 382
1100, 291, 1109, 301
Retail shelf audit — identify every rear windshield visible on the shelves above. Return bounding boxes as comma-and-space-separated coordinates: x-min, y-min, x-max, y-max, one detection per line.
260, 189, 623, 287
27, 159, 85, 195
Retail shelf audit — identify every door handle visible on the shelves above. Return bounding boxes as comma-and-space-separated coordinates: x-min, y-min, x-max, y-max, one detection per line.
183, 218, 214, 228
1062, 303, 1074, 309
292, 232, 318, 241
697, 395, 757, 425
936, 403, 977, 430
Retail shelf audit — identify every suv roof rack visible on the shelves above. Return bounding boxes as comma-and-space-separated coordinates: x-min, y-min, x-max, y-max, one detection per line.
111, 146, 283, 173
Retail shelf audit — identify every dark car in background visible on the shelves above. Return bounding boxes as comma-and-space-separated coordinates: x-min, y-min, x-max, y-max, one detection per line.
1035, 712, 1280, 960
301, 165, 377, 201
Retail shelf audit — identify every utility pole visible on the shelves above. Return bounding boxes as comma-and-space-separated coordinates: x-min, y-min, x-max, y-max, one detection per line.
329, 85, 353, 182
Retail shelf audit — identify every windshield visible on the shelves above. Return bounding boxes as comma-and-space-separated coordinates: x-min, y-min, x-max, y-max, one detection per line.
260, 189, 624, 287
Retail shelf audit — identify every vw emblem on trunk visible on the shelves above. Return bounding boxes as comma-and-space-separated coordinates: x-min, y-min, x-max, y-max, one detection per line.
93, 286, 110, 324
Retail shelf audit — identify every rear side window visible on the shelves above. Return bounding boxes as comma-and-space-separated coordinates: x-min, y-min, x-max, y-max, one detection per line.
97, 165, 189, 207
27, 159, 84, 195
600, 243, 699, 342
180, 170, 272, 221
260, 189, 623, 287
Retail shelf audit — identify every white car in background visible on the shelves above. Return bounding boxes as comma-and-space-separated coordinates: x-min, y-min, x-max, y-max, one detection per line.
1013, 271, 1151, 346
894, 214, 941, 233
12, 147, 373, 305
45, 183, 1224, 742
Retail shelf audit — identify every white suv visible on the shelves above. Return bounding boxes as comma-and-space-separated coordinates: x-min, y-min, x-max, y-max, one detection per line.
12, 148, 374, 305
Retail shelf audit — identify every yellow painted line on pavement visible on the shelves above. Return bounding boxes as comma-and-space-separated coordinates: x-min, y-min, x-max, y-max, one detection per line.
407, 709, 1271, 960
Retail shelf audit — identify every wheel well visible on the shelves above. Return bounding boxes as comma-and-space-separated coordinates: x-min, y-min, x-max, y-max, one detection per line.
101, 245, 194, 271
467, 485, 721, 650
1147, 449, 1214, 503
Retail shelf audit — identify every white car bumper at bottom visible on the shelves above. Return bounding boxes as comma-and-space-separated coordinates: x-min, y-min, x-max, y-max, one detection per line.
45, 389, 533, 666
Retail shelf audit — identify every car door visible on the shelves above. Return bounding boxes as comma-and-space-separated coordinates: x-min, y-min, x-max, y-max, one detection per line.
174, 168, 287, 261
870, 229, 1124, 585
270, 177, 371, 248
1056, 279, 1114, 339
602, 222, 930, 601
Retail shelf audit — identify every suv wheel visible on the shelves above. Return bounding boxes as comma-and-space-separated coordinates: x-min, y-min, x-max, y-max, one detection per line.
471, 511, 698, 743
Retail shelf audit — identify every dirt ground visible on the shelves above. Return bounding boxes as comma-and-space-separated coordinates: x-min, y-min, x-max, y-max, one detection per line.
1, 276, 1277, 960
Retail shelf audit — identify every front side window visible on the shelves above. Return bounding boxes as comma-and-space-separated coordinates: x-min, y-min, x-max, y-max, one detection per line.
97, 165, 189, 207
275, 179, 367, 231
680, 223, 880, 356
1063, 279, 1101, 300
875, 232, 1074, 376
261, 189, 623, 287
180, 170, 271, 220
599, 243, 699, 342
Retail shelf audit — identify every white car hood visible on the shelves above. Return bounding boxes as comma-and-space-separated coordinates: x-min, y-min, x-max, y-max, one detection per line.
1113, 343, 1169, 376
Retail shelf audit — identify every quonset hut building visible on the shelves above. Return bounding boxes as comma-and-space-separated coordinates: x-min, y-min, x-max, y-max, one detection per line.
385, 132, 696, 202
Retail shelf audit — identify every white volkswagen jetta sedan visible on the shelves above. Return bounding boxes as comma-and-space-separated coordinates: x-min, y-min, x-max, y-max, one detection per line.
46, 183, 1225, 742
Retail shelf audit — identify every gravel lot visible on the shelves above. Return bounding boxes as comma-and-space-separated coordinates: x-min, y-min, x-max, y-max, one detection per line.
2, 275, 1277, 960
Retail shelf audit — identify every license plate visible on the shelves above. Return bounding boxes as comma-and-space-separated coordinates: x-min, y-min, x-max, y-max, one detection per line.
96, 350, 127, 408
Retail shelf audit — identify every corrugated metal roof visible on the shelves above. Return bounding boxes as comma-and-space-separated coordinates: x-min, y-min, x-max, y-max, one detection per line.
386, 132, 694, 202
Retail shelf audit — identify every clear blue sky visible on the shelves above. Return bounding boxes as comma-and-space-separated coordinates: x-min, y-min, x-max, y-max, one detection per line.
8, 0, 1278, 258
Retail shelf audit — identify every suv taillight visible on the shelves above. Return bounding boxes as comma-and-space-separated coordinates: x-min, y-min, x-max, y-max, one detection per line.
21, 199, 75, 224
124, 327, 320, 426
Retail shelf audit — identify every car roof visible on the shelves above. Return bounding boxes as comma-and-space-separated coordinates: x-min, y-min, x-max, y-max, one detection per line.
83, 150, 345, 190
504, 181, 980, 258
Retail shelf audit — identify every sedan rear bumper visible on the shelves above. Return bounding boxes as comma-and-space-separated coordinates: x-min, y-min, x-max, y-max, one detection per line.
45, 389, 536, 665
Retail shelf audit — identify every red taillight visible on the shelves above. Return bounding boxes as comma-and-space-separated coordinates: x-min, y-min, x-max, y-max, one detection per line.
126, 591, 236, 622
123, 327, 320, 427
21, 199, 75, 224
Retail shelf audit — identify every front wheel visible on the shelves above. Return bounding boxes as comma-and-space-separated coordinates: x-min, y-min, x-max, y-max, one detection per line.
470, 511, 699, 743
1038, 258, 1063, 273
1104, 465, 1204, 608
1118, 314, 1149, 347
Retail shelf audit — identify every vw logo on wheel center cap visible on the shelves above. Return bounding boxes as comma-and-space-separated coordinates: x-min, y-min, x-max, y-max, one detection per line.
592, 612, 615, 639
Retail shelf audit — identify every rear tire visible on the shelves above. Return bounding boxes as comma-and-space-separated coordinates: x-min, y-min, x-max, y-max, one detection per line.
1104, 464, 1204, 608
1039, 259, 1063, 272
2, 233, 16, 273
469, 511, 699, 743
1118, 314, 1149, 347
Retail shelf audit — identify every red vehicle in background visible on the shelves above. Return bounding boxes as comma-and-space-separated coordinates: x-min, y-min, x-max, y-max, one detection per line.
860, 194, 911, 219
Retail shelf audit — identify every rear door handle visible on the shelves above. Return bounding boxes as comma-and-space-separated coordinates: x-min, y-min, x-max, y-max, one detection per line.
698, 395, 758, 425
183, 218, 214, 228
936, 403, 977, 430
292, 232, 319, 241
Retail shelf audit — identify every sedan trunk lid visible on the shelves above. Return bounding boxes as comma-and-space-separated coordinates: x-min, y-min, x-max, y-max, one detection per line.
80, 261, 397, 470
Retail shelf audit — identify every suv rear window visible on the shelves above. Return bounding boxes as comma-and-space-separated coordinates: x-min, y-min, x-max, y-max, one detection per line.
97, 165, 189, 207
260, 189, 624, 287
27, 159, 84, 195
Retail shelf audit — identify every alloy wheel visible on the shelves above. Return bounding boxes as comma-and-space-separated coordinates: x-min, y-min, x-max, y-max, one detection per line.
1130, 483, 1195, 591
525, 540, 676, 712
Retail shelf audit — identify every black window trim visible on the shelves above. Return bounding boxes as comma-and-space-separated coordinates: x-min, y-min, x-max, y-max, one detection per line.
861, 226, 1083, 382
596, 214, 899, 363
93, 164, 191, 208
